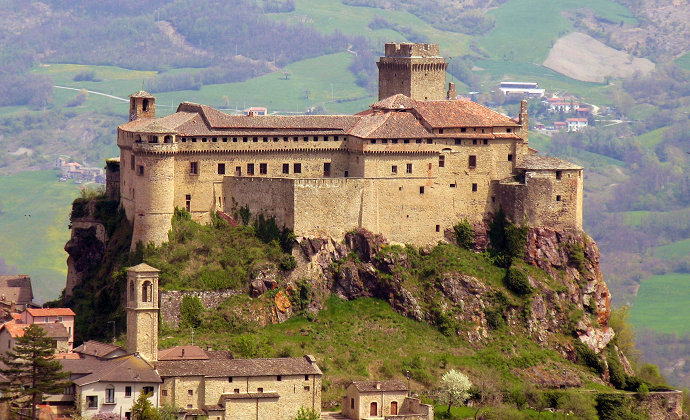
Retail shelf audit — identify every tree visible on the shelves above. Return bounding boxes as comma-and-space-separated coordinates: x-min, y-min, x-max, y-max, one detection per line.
131, 391, 160, 420
438, 369, 472, 414
0, 324, 70, 420
293, 407, 320, 420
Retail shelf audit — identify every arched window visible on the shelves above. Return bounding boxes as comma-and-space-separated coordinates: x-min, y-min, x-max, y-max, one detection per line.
105, 384, 115, 404
129, 281, 135, 301
142, 99, 149, 111
164, 135, 172, 143
142, 281, 152, 303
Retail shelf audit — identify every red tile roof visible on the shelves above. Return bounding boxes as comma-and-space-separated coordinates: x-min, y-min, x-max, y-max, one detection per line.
26, 308, 75, 317
156, 354, 322, 378
73, 340, 126, 358
158, 345, 210, 361
566, 118, 588, 122
412, 99, 520, 128
348, 380, 408, 392
61, 354, 161, 386
349, 112, 430, 139
0, 320, 69, 339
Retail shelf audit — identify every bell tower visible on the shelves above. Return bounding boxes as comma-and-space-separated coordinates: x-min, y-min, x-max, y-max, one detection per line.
126, 263, 159, 363
377, 43, 447, 101
129, 91, 156, 121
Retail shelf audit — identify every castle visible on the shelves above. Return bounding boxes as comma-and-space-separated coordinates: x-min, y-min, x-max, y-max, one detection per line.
112, 43, 583, 249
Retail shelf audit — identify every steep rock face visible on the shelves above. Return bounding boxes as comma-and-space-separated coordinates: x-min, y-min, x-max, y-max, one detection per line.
64, 207, 107, 298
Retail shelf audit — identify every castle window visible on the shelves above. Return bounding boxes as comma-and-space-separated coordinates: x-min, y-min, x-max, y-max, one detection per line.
293, 137, 298, 141
303, 137, 308, 142
247, 164, 255, 175
426, 139, 432, 144
260, 163, 267, 175
137, 165, 144, 176
233, 137, 237, 142
492, 196, 496, 202
282, 164, 289, 174
508, 154, 513, 162
253, 137, 258, 142
556, 171, 562, 180
461, 128, 466, 133
483, 139, 488, 145
283, 136, 288, 142
428, 163, 432, 170
142, 281, 152, 302
235, 167, 241, 176
212, 137, 217, 142
191, 137, 197, 142
324, 136, 329, 141
142, 99, 149, 111
273, 137, 278, 142
228, 377, 233, 383
391, 165, 397, 174
439, 156, 445, 168
344, 171, 349, 177
294, 163, 302, 174
190, 162, 198, 175
234, 389, 240, 394
277, 375, 282, 381
186, 194, 191, 212
164, 135, 172, 143
435, 225, 440, 232
181, 137, 187, 142
130, 156, 135, 170
161, 390, 168, 397
382, 139, 388, 144
450, 184, 456, 188
335, 136, 339, 141
404, 139, 409, 144
469, 155, 476, 169
257, 388, 263, 393
392, 139, 398, 144
507, 128, 512, 133
406, 164, 413, 173
202, 137, 207, 142
416, 139, 422, 144
455, 139, 461, 145
556, 195, 562, 201
323, 162, 331, 177
218, 164, 225, 175
472, 183, 478, 192
125, 386, 131, 397
314, 136, 319, 141
188, 390, 193, 396
371, 140, 376, 144
223, 137, 228, 142
473, 139, 477, 145
419, 186, 424, 194
439, 129, 444, 134
351, 398, 355, 409
304, 386, 310, 391
263, 137, 268, 142
305, 375, 309, 381
243, 137, 248, 142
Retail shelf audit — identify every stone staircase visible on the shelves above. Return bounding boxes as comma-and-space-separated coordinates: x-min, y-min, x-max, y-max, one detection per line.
321, 412, 349, 420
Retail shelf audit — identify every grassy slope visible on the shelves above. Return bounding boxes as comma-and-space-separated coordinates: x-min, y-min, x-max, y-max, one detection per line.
655, 239, 690, 261
0, 171, 80, 303
630, 273, 690, 335
676, 52, 690, 71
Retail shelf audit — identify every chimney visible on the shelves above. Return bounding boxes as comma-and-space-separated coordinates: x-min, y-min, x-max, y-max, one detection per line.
447, 82, 457, 100
375, 382, 381, 390
181, 348, 185, 357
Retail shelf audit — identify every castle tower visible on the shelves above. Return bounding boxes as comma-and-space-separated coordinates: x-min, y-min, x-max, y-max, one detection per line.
377, 43, 448, 101
129, 91, 155, 121
126, 263, 159, 363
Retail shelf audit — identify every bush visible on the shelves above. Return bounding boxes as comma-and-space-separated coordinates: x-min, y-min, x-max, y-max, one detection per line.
595, 393, 647, 420
484, 307, 505, 330
279, 254, 297, 271
505, 267, 532, 296
606, 345, 627, 389
574, 340, 605, 375
180, 295, 204, 329
566, 242, 586, 274
453, 220, 474, 249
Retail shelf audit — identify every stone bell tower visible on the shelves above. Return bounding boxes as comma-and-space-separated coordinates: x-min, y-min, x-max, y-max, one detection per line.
129, 91, 155, 121
377, 43, 448, 101
126, 263, 159, 363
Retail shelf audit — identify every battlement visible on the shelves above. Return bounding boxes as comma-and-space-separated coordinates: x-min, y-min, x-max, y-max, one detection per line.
384, 43, 440, 58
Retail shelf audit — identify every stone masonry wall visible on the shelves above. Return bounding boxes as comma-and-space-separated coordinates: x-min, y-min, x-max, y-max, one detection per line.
159, 289, 241, 329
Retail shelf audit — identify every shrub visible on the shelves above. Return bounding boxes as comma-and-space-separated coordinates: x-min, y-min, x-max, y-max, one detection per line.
606, 345, 627, 390
566, 242, 586, 274
484, 307, 505, 330
279, 254, 297, 271
453, 220, 474, 249
595, 393, 647, 420
505, 224, 529, 259
180, 295, 204, 329
505, 267, 532, 296
574, 340, 605, 375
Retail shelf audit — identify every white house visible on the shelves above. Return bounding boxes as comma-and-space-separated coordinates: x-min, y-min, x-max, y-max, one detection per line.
567, 118, 588, 132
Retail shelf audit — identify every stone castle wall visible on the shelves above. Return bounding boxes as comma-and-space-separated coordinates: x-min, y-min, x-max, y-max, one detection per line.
159, 289, 241, 329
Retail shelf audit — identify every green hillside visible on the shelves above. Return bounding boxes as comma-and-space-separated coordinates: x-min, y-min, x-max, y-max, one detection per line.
0, 171, 80, 302
630, 273, 690, 335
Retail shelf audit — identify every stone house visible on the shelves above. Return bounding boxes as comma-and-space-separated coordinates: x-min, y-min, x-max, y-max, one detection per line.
341, 380, 432, 420
0, 275, 34, 313
73, 340, 128, 359
20, 307, 75, 351
112, 42, 583, 252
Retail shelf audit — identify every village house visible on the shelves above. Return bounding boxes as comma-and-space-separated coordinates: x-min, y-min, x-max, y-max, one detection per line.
567, 118, 589, 132
0, 275, 35, 314
546, 97, 579, 113
341, 380, 432, 420
0, 307, 75, 355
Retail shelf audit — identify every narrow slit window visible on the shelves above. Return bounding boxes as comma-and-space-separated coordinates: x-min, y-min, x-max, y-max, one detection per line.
282, 163, 289, 174
439, 155, 445, 168
218, 163, 225, 175
469, 155, 477, 169
472, 183, 478, 192
391, 165, 398, 174
294, 163, 302, 174
247, 163, 254, 175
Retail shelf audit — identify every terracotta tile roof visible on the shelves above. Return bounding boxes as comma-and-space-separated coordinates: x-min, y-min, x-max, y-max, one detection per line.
371, 94, 416, 110
566, 118, 588, 122
26, 308, 75, 317
517, 155, 583, 170
53, 352, 81, 360
348, 380, 408, 392
349, 112, 430, 139
119, 112, 198, 133
158, 345, 210, 361
73, 340, 125, 358
0, 320, 68, 339
225, 391, 279, 399
61, 354, 161, 386
0, 275, 33, 305
10, 313, 20, 320
554, 122, 566, 126
156, 355, 322, 378
411, 99, 520, 128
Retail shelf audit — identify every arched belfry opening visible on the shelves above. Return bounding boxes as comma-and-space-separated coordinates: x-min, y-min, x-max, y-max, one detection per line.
126, 263, 160, 363
129, 91, 156, 121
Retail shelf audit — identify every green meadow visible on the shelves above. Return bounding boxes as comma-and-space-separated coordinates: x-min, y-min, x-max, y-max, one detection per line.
630, 273, 690, 335
0, 171, 80, 303
676, 52, 690, 72
655, 238, 690, 261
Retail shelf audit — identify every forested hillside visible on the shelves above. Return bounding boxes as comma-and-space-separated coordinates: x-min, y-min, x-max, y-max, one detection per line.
0, 0, 689, 389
